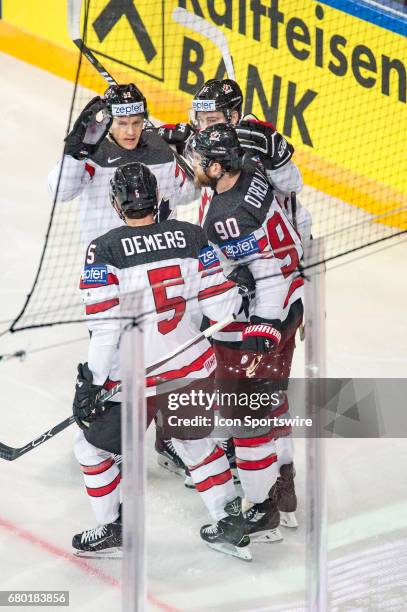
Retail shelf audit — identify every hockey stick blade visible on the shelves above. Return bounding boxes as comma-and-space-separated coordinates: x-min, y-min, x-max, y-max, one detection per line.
0, 316, 234, 461
172, 7, 235, 80
0, 443, 15, 462
0, 416, 76, 462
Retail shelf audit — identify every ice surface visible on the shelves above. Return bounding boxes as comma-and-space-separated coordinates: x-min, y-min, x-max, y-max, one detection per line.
0, 52, 406, 611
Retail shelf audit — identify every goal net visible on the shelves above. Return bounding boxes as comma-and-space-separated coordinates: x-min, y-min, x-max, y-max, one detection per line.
10, 0, 406, 331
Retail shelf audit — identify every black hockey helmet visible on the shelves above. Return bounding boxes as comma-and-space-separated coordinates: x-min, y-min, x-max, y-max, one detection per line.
191, 124, 244, 172
110, 162, 158, 220
192, 79, 243, 122
104, 84, 148, 119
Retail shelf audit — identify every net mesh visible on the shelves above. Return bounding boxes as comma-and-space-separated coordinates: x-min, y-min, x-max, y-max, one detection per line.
10, 0, 406, 331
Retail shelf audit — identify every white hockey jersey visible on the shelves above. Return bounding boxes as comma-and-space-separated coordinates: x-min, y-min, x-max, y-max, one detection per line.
48, 130, 196, 247
79, 219, 239, 398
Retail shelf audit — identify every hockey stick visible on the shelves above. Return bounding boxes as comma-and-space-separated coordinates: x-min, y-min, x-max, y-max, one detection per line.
0, 315, 234, 461
172, 7, 235, 80
67, 0, 194, 179
68, 0, 116, 86
291, 191, 298, 231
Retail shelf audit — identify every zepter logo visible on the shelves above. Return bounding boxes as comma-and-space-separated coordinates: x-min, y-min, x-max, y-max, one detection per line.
192, 99, 217, 112
111, 101, 145, 116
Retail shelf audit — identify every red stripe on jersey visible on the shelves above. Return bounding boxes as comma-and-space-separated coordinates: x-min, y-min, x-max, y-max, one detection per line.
246, 118, 276, 131
161, 123, 176, 129
199, 190, 212, 225
283, 276, 304, 308
86, 473, 121, 497
85, 162, 95, 178
79, 273, 119, 290
81, 458, 114, 475
86, 298, 119, 315
234, 433, 274, 447
236, 453, 277, 471
198, 280, 235, 301
257, 235, 269, 252
189, 446, 224, 471
103, 378, 120, 391
146, 346, 215, 387
209, 319, 247, 332
195, 469, 232, 493
175, 163, 186, 187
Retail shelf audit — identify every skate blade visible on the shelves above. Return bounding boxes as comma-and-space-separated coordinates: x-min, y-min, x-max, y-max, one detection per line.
73, 547, 122, 559
250, 527, 283, 543
206, 541, 252, 562
157, 455, 184, 477
280, 511, 298, 528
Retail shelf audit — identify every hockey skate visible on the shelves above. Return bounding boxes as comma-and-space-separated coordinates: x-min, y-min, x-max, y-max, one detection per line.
244, 498, 283, 543
200, 497, 252, 561
156, 439, 186, 477
72, 517, 122, 558
271, 462, 298, 528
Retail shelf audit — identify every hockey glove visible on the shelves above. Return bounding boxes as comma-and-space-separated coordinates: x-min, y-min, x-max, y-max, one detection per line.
227, 265, 256, 318
73, 363, 105, 430
64, 97, 112, 160
236, 120, 294, 169
240, 317, 282, 378
241, 316, 281, 354
227, 265, 255, 296
157, 122, 194, 146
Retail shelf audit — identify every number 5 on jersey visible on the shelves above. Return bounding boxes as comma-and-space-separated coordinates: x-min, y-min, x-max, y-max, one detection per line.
86, 243, 96, 264
148, 265, 186, 334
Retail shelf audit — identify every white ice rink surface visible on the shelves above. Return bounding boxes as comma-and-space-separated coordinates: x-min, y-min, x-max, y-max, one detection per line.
0, 53, 406, 611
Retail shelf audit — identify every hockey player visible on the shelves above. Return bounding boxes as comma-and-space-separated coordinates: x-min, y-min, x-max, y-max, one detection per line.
163, 83, 305, 519
159, 78, 311, 241
49, 83, 197, 473
72, 162, 252, 560
48, 83, 196, 247
191, 124, 304, 532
